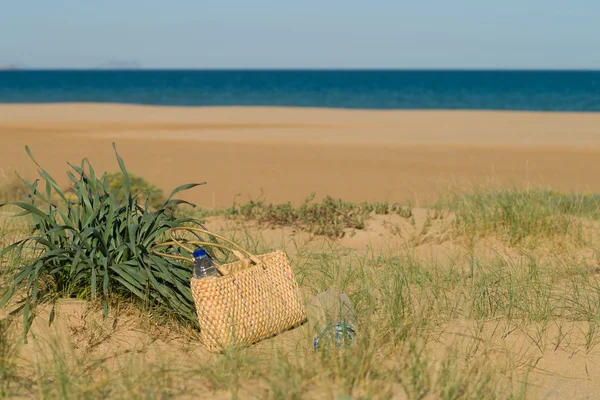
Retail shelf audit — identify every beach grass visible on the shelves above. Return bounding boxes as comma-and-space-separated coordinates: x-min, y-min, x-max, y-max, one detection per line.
432, 185, 600, 246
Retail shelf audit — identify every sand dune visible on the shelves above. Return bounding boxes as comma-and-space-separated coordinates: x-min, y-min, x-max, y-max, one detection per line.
1, 103, 600, 207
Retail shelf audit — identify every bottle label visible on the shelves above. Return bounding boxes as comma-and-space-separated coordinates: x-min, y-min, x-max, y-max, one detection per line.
313, 321, 356, 352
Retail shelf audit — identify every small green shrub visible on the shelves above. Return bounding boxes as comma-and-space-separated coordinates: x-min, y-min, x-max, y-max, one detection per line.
398, 207, 413, 219
373, 201, 389, 215
0, 144, 206, 339
225, 193, 368, 238
105, 172, 165, 209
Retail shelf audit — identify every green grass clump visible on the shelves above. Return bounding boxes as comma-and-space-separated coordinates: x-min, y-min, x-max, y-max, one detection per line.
212, 195, 416, 238
224, 193, 369, 238
191, 194, 419, 239
434, 187, 600, 245
0, 143, 206, 339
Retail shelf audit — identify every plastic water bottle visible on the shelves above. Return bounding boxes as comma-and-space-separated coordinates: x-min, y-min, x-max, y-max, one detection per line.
308, 290, 357, 352
193, 249, 218, 279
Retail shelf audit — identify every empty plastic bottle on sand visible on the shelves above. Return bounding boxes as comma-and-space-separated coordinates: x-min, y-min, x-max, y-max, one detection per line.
308, 290, 357, 352
193, 249, 219, 279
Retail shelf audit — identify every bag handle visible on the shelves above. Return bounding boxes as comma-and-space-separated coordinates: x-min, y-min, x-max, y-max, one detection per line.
151, 226, 263, 267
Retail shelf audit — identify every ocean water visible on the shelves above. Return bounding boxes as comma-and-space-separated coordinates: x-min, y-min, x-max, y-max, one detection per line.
1, 70, 600, 111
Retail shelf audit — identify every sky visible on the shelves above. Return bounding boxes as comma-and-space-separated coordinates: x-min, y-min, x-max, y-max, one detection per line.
1, 0, 599, 69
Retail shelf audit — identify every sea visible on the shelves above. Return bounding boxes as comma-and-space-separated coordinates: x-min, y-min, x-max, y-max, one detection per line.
1, 70, 600, 111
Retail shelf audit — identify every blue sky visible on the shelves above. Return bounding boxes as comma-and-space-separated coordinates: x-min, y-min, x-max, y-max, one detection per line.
1, 0, 599, 69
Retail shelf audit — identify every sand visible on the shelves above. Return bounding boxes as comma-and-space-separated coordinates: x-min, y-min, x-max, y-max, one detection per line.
2, 103, 600, 207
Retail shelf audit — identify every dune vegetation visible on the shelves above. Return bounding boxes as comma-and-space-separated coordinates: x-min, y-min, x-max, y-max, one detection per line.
2, 147, 600, 399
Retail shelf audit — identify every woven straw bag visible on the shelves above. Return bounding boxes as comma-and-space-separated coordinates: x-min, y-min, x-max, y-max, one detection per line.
153, 227, 307, 352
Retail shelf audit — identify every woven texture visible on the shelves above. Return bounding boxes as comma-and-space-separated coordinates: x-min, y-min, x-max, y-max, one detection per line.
191, 250, 307, 352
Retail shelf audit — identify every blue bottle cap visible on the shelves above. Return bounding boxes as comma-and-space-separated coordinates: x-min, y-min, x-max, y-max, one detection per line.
193, 249, 206, 257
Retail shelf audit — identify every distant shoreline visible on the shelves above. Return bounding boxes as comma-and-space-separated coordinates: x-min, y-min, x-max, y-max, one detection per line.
2, 101, 600, 115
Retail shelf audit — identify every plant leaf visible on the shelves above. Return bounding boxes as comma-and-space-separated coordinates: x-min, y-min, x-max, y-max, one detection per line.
165, 183, 206, 203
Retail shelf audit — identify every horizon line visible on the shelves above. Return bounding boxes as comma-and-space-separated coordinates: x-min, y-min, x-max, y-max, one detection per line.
3, 67, 600, 72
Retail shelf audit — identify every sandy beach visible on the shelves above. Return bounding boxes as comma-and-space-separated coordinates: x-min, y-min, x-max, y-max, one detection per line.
3, 104, 600, 398
1, 103, 600, 207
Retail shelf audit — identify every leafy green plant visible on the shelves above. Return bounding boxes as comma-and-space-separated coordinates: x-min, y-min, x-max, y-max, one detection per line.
373, 201, 389, 215
0, 143, 206, 339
